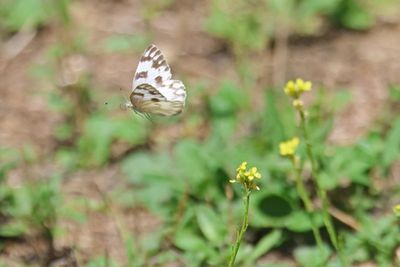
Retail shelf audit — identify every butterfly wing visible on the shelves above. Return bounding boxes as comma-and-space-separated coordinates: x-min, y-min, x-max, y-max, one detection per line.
132, 44, 172, 90
152, 79, 186, 115
130, 82, 185, 116
157, 79, 186, 102
129, 44, 186, 116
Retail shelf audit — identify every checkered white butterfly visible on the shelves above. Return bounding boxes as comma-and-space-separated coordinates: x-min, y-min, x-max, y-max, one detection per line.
124, 44, 186, 116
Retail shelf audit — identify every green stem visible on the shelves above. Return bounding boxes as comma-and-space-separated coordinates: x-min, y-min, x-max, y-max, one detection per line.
228, 188, 251, 267
291, 156, 324, 253
298, 108, 348, 266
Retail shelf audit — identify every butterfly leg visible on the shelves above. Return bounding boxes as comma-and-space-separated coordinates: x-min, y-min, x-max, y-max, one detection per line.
144, 113, 153, 121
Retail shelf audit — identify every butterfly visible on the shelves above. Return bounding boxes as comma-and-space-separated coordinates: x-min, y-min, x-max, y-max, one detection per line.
123, 44, 186, 116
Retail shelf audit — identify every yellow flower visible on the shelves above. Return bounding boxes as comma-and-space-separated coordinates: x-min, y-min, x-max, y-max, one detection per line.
279, 137, 300, 157
292, 99, 303, 109
296, 78, 312, 92
393, 204, 400, 217
247, 167, 261, 181
284, 78, 312, 99
236, 161, 247, 172
230, 161, 262, 191
284, 80, 295, 96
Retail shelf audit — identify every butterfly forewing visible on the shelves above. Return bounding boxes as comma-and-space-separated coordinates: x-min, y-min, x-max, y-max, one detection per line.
129, 44, 186, 116
132, 44, 172, 89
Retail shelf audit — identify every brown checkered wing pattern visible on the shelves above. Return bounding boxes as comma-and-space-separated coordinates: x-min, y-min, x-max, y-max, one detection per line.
132, 44, 172, 90
127, 44, 186, 116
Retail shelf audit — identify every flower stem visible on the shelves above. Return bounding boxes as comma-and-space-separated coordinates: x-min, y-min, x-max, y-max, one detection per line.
291, 156, 324, 253
298, 109, 348, 266
228, 188, 251, 267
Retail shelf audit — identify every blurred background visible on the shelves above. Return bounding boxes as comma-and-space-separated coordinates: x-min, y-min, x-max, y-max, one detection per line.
1, 0, 400, 266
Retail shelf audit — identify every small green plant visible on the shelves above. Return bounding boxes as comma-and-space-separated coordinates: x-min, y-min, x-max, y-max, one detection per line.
57, 112, 150, 168
0, 168, 64, 264
228, 161, 262, 266
279, 137, 325, 255
283, 78, 347, 266
205, 0, 271, 55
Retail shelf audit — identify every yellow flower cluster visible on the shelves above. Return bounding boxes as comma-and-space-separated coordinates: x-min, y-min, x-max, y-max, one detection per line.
284, 78, 312, 99
279, 137, 300, 157
230, 161, 262, 191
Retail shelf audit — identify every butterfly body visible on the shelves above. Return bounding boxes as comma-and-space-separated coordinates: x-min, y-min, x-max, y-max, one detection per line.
126, 44, 186, 116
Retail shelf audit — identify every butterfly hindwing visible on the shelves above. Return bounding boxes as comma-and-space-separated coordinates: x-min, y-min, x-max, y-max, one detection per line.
157, 80, 186, 102
130, 83, 184, 116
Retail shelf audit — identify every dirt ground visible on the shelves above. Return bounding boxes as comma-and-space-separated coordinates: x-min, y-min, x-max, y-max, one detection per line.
1, 0, 400, 266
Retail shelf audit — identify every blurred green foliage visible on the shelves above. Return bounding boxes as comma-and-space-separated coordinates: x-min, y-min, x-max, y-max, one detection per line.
205, 0, 390, 56
0, 0, 70, 32
205, 0, 272, 53
102, 35, 151, 53
57, 113, 150, 168
0, 148, 85, 255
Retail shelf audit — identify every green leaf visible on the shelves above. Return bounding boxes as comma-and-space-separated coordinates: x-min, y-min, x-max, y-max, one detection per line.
246, 230, 283, 263
124, 234, 142, 267
210, 117, 237, 141
86, 256, 119, 267
77, 113, 148, 166
7, 186, 32, 217
54, 123, 73, 141
174, 229, 209, 252
284, 211, 323, 232
174, 139, 210, 185
0, 147, 19, 178
0, 221, 27, 237
389, 85, 400, 102
252, 192, 294, 228
56, 148, 79, 169
113, 116, 148, 143
332, 0, 375, 30
61, 199, 87, 223
3, 0, 48, 30
195, 205, 226, 246
294, 245, 331, 267
122, 152, 173, 184
77, 114, 114, 166
209, 81, 248, 116
151, 250, 180, 266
